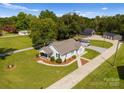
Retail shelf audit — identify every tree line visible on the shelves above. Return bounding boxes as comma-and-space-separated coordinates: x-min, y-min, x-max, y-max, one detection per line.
0, 10, 124, 46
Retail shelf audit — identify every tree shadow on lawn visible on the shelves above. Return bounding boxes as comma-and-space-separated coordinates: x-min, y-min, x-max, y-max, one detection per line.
117, 66, 124, 80
0, 48, 17, 60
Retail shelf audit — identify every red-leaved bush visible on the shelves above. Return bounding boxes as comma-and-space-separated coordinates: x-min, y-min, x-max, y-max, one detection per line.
3, 25, 16, 33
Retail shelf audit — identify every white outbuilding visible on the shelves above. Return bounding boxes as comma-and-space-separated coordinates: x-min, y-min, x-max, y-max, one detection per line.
18, 30, 29, 35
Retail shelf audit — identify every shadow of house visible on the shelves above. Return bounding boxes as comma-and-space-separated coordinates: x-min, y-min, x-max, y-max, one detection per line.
117, 66, 124, 80
0, 48, 17, 59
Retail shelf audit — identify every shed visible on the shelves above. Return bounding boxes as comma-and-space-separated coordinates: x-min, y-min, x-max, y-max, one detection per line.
103, 32, 122, 40
18, 30, 29, 35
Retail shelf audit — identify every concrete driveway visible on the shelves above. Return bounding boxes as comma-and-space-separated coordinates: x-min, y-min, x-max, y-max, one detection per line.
87, 45, 107, 53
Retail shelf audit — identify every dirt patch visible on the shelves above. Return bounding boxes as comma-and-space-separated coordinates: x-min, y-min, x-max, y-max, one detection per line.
5, 65, 16, 71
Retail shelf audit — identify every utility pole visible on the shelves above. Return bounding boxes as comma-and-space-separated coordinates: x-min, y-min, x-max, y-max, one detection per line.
112, 40, 120, 67
112, 35, 122, 67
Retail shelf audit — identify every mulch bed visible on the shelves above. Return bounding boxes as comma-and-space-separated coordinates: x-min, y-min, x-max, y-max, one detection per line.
81, 59, 88, 65
34, 57, 76, 65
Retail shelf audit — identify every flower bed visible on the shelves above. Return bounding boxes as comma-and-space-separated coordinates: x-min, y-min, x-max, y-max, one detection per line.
80, 59, 88, 65
35, 56, 76, 65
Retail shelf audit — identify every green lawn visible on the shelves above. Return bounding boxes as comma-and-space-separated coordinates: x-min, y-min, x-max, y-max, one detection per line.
82, 49, 100, 59
0, 36, 32, 50
3, 32, 17, 36
0, 50, 78, 89
73, 44, 124, 89
0, 31, 18, 36
90, 40, 113, 48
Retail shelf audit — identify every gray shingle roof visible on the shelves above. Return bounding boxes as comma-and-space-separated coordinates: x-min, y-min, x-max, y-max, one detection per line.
51, 39, 82, 55
103, 32, 115, 36
80, 28, 95, 36
40, 46, 53, 55
103, 32, 122, 40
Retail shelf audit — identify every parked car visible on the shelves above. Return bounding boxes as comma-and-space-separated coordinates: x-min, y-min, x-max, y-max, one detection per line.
79, 39, 90, 47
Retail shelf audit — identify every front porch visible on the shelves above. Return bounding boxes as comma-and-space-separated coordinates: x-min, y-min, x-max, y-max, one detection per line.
39, 52, 51, 59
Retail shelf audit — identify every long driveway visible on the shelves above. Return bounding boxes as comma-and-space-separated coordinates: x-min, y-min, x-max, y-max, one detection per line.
12, 47, 34, 54
0, 34, 28, 38
0, 47, 34, 57
47, 36, 121, 89
87, 45, 107, 53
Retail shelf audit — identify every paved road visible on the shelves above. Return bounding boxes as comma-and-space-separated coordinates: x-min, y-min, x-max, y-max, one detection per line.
87, 45, 107, 53
47, 37, 120, 89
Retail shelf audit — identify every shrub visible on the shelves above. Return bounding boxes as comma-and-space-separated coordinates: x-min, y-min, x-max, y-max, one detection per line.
0, 30, 3, 36
56, 58, 62, 63
3, 25, 16, 33
64, 58, 66, 62
36, 53, 39, 57
72, 55, 76, 59
50, 56, 55, 62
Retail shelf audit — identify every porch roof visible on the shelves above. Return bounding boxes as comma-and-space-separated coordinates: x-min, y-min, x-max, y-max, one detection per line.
39, 46, 53, 55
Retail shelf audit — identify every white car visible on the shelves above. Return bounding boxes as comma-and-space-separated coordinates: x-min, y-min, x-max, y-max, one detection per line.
80, 39, 90, 47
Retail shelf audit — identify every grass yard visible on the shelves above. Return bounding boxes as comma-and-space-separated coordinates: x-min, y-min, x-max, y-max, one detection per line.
3, 32, 17, 36
0, 31, 18, 36
0, 36, 32, 50
90, 40, 113, 48
0, 50, 78, 89
73, 44, 124, 89
82, 49, 100, 59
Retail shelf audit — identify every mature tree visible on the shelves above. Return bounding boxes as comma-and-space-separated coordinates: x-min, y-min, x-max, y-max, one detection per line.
39, 10, 57, 22
30, 18, 57, 46
0, 30, 3, 36
59, 13, 85, 38
16, 12, 29, 31
1, 10, 124, 41
57, 20, 69, 40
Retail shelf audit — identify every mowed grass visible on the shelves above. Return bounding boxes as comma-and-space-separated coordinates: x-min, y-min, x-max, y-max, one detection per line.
82, 49, 100, 59
3, 32, 17, 36
90, 40, 113, 48
0, 50, 78, 89
73, 44, 124, 89
0, 36, 32, 50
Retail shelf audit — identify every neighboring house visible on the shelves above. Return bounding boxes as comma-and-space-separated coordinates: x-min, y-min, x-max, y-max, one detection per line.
18, 30, 29, 35
39, 39, 85, 62
103, 32, 122, 40
80, 28, 95, 36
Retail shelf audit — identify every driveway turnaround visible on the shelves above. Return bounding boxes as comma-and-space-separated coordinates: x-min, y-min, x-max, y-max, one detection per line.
87, 45, 107, 53
47, 38, 121, 89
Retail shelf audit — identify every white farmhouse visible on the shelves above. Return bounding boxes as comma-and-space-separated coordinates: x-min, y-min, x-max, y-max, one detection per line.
39, 39, 85, 62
